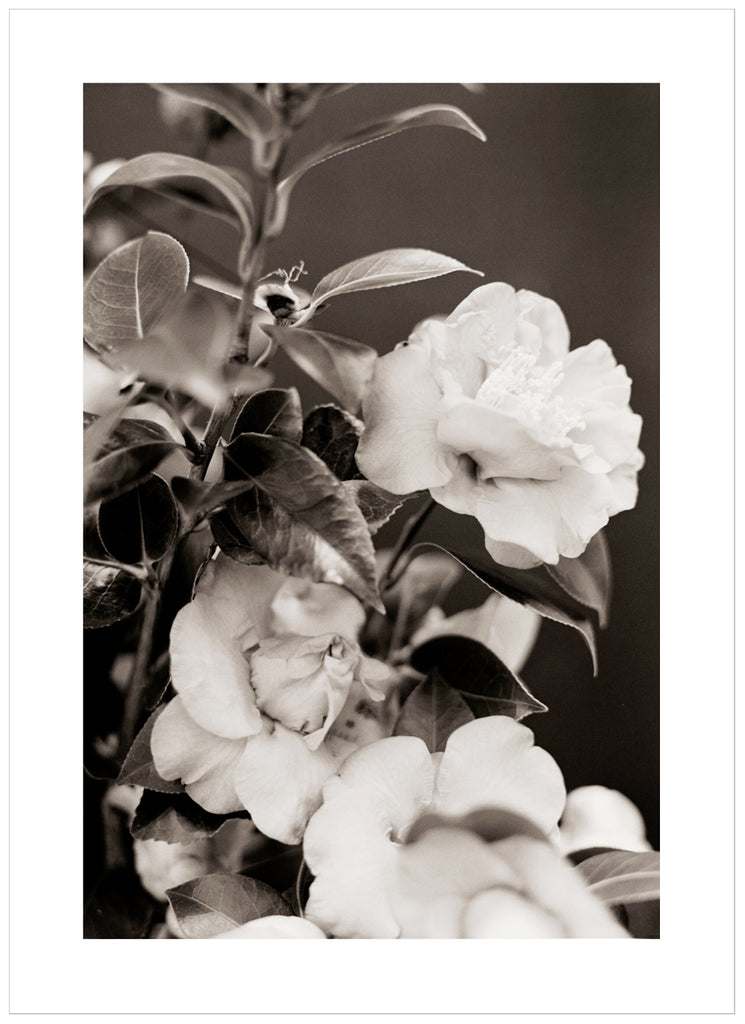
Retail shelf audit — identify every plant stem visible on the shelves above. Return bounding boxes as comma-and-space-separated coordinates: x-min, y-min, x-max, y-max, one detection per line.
118, 575, 163, 761
380, 496, 436, 593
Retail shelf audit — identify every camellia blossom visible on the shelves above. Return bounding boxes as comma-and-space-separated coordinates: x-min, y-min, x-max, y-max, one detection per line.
150, 555, 394, 845
356, 283, 644, 568
558, 785, 652, 855
302, 716, 588, 938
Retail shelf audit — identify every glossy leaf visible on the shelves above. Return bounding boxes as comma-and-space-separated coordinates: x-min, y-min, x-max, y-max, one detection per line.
83, 507, 109, 560
231, 387, 303, 442
171, 476, 257, 522
393, 671, 475, 752
262, 324, 376, 413
547, 531, 612, 628
83, 232, 189, 354
167, 872, 292, 939
410, 635, 547, 721
84, 152, 256, 278
83, 560, 142, 628
98, 473, 178, 564
410, 543, 599, 674
301, 404, 363, 480
210, 511, 264, 565
291, 248, 482, 327
577, 850, 660, 905
152, 84, 281, 146
130, 789, 249, 844
117, 706, 185, 794
272, 105, 486, 234
224, 432, 382, 611
84, 416, 184, 505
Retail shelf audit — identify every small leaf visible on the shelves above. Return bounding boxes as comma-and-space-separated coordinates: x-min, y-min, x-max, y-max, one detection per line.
83, 560, 142, 628
171, 476, 257, 521
166, 872, 293, 939
83, 232, 189, 354
85, 415, 184, 505
263, 324, 376, 413
344, 480, 414, 535
546, 531, 612, 628
272, 105, 486, 234
117, 706, 185, 793
577, 850, 660, 905
130, 789, 249, 844
290, 248, 482, 328
410, 635, 547, 721
301, 404, 363, 480
84, 152, 256, 279
393, 671, 474, 752
231, 387, 303, 442
411, 543, 599, 674
224, 432, 382, 610
97, 473, 178, 564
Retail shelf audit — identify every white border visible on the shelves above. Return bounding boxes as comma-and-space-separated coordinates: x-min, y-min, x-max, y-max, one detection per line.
8, 6, 735, 1016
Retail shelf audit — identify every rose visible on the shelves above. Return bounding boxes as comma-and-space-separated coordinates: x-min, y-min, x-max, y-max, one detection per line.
151, 555, 394, 845
356, 283, 644, 568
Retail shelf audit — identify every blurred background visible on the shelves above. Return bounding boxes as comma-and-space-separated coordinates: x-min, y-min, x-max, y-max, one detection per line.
84, 83, 659, 847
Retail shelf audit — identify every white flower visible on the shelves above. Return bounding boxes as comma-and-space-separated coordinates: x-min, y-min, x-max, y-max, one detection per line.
559, 785, 652, 855
356, 283, 644, 568
151, 555, 394, 845
210, 916, 326, 939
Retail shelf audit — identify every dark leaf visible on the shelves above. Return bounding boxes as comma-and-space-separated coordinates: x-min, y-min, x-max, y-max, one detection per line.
410, 635, 547, 721
393, 671, 474, 752
343, 479, 414, 534
301, 403, 363, 480
410, 543, 598, 674
272, 105, 487, 234
224, 432, 382, 610
97, 473, 178, 564
83, 507, 109, 560
117, 706, 185, 793
152, 83, 281, 147
240, 843, 304, 896
263, 324, 376, 413
231, 387, 303, 442
85, 415, 184, 505
83, 560, 142, 628
547, 531, 612, 628
84, 152, 256, 279
83, 232, 189, 354
616, 900, 660, 939
166, 872, 292, 938
576, 850, 660, 905
210, 510, 264, 565
84, 867, 156, 939
131, 789, 250, 844
171, 476, 257, 521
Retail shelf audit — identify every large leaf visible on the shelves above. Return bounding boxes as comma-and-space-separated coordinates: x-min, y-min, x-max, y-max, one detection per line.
271, 104, 486, 234
231, 387, 303, 442
301, 404, 363, 480
291, 248, 482, 327
97, 473, 178, 564
166, 872, 292, 939
83, 232, 189, 354
83, 560, 142, 628
130, 789, 249, 844
547, 531, 612, 628
224, 432, 382, 611
410, 635, 547, 721
84, 414, 185, 505
262, 324, 376, 413
577, 850, 660, 905
393, 671, 475, 752
152, 83, 281, 147
84, 152, 256, 279
409, 543, 599, 674
117, 706, 185, 794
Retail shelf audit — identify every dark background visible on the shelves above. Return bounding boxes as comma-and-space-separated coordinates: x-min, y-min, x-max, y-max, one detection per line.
84, 84, 659, 848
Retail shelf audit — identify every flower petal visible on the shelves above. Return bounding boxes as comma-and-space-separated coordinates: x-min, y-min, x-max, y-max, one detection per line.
461, 886, 567, 937
150, 696, 247, 814
432, 718, 565, 836
356, 343, 457, 493
269, 576, 366, 639
211, 916, 326, 939
516, 289, 571, 361
559, 785, 652, 855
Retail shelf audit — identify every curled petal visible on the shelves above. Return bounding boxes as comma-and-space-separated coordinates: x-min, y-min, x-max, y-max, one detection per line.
559, 785, 652, 855
211, 916, 326, 939
516, 289, 571, 362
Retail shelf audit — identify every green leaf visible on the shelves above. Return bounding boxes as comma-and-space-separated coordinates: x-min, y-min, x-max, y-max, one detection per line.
576, 850, 660, 905
84, 415, 184, 505
166, 872, 293, 939
393, 671, 474, 752
83, 560, 142, 628
152, 83, 281, 147
117, 706, 185, 793
410, 543, 599, 674
301, 404, 363, 480
84, 152, 256, 279
410, 635, 547, 721
272, 105, 486, 234
224, 432, 382, 611
263, 324, 376, 413
130, 789, 249, 844
291, 248, 483, 327
97, 473, 178, 564
83, 232, 189, 354
171, 476, 258, 522
546, 531, 612, 629
231, 387, 303, 442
